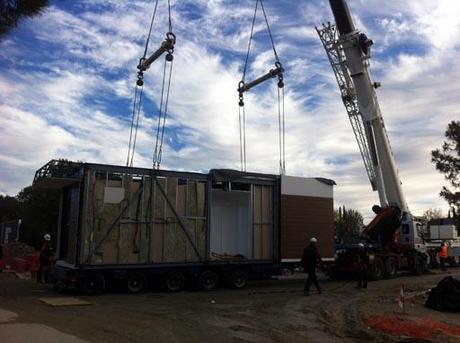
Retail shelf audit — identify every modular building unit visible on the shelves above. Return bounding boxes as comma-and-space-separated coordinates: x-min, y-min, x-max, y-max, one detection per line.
33, 160, 334, 293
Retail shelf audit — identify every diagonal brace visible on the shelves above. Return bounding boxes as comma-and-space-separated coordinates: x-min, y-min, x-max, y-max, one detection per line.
155, 178, 203, 261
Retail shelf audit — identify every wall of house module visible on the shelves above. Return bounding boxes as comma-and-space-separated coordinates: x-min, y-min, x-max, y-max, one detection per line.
252, 185, 273, 260
82, 170, 207, 265
65, 186, 80, 264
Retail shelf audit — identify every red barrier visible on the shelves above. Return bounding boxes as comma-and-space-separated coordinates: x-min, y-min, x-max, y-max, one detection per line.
28, 254, 40, 272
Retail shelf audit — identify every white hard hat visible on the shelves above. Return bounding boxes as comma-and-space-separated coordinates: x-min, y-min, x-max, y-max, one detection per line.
358, 243, 365, 248
310, 237, 317, 243
44, 234, 51, 241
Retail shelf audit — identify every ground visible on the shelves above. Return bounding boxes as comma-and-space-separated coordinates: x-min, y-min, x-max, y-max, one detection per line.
0, 270, 459, 343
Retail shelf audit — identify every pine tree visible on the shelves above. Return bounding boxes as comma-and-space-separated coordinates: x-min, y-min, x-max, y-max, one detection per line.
431, 121, 460, 226
0, 0, 48, 37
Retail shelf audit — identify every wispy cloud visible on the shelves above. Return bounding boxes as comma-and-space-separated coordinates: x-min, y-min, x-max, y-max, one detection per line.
0, 0, 458, 221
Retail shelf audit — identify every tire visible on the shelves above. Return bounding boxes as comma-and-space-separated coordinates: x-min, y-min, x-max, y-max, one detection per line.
384, 257, 398, 279
428, 251, 439, 269
198, 270, 219, 291
448, 256, 459, 267
369, 257, 384, 281
227, 269, 248, 289
411, 256, 424, 275
125, 272, 148, 294
79, 273, 105, 295
162, 271, 185, 292
53, 279, 67, 293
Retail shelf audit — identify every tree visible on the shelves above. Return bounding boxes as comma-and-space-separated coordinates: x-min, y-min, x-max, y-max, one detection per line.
0, 195, 20, 221
334, 206, 364, 242
421, 208, 444, 224
16, 186, 59, 248
431, 121, 460, 226
0, 0, 49, 37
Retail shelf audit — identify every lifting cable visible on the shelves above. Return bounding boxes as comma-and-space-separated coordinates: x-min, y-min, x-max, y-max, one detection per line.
238, 0, 286, 174
126, 0, 175, 170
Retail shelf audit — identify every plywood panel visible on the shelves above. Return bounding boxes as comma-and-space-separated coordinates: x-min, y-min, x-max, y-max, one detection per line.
196, 219, 206, 259
185, 219, 198, 261
196, 182, 206, 217
177, 183, 187, 217
261, 224, 271, 259
152, 223, 164, 262
166, 177, 177, 219
103, 240, 117, 264
252, 185, 273, 260
261, 186, 272, 223
118, 223, 139, 263
154, 178, 166, 219
253, 224, 262, 259
164, 221, 178, 262
187, 181, 197, 216
253, 186, 261, 223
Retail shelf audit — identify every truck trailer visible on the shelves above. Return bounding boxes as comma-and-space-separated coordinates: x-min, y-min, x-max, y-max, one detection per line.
33, 160, 335, 294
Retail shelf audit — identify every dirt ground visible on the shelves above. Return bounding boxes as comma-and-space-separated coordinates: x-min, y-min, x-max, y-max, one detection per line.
1, 270, 459, 343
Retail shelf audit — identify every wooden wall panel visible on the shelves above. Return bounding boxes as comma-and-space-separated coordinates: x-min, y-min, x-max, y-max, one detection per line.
280, 195, 334, 259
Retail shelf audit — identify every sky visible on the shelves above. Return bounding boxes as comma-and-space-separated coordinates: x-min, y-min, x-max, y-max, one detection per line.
0, 0, 459, 221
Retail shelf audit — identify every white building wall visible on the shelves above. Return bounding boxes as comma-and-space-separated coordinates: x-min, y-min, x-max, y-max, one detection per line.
281, 175, 333, 198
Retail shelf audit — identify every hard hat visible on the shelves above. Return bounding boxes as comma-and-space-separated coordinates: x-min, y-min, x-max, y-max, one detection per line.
44, 234, 51, 241
310, 237, 317, 243
358, 243, 365, 248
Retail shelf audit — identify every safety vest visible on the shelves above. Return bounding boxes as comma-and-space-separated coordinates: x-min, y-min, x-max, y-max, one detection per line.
439, 245, 448, 258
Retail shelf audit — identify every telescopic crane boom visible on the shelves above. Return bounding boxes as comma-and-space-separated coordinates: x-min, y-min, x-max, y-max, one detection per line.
317, 0, 427, 249
317, 0, 408, 213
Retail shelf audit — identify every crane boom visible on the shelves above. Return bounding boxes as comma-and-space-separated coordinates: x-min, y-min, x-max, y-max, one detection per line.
316, 0, 408, 213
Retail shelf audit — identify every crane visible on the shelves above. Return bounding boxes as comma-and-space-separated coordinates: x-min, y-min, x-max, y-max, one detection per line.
316, 0, 426, 248
317, 0, 430, 279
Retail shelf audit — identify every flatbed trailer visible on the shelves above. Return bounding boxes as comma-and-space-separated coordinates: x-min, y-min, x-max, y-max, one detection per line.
33, 160, 335, 293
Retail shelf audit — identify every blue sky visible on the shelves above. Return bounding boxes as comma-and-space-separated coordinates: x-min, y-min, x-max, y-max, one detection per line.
1, 0, 459, 221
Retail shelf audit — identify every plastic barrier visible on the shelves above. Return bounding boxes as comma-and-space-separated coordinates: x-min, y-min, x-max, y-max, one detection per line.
12, 257, 30, 273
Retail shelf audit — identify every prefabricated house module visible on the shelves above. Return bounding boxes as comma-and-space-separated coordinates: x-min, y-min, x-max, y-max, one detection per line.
33, 160, 335, 293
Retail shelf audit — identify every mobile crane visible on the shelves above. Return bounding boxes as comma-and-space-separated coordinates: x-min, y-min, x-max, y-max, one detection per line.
316, 0, 431, 280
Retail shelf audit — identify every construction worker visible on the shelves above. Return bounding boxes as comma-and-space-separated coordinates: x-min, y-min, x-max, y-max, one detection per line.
439, 242, 448, 271
301, 237, 322, 296
37, 234, 53, 283
356, 243, 369, 289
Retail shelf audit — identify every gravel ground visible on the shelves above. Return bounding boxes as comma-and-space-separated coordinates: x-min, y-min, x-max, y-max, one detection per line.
1, 270, 459, 343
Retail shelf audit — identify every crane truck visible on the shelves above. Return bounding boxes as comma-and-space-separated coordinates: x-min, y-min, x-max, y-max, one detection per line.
316, 0, 460, 280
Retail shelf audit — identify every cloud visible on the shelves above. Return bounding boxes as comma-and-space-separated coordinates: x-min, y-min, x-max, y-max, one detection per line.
0, 0, 458, 223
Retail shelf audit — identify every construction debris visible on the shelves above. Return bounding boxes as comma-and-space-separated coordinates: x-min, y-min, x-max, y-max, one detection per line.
38, 297, 92, 307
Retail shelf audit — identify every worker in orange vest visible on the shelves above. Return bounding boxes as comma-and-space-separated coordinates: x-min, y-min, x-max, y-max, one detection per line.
438, 242, 448, 271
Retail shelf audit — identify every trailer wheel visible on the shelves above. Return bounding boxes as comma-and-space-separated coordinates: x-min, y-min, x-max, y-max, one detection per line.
369, 257, 384, 281
448, 256, 459, 267
52, 279, 67, 293
126, 272, 148, 294
162, 271, 185, 292
227, 269, 248, 289
411, 256, 424, 275
384, 258, 397, 279
428, 250, 439, 269
79, 273, 105, 295
198, 270, 219, 291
